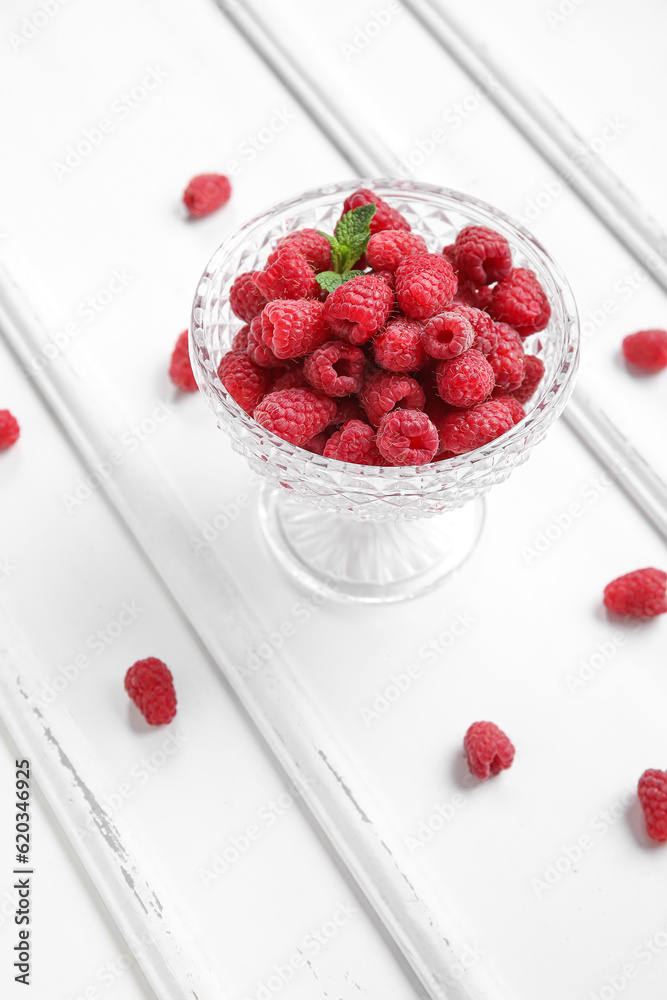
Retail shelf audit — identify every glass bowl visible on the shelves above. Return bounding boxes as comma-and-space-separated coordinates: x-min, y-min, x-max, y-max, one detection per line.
190, 179, 580, 602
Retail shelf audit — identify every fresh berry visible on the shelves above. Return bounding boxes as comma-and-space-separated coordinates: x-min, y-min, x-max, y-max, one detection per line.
622, 330, 667, 373
492, 392, 526, 425
373, 318, 428, 372
323, 274, 394, 346
454, 225, 513, 285
183, 173, 231, 218
376, 409, 438, 466
303, 431, 330, 455
261, 300, 328, 360
229, 271, 267, 323
487, 323, 525, 392
374, 269, 396, 292
359, 371, 425, 427
464, 722, 515, 780
0, 409, 19, 452
438, 399, 515, 455
254, 388, 337, 447
395, 253, 458, 319
418, 369, 453, 426
332, 397, 366, 426
269, 364, 307, 392
231, 325, 250, 351
421, 309, 475, 361
638, 769, 667, 842
436, 349, 495, 408
444, 244, 494, 311
324, 419, 382, 465
490, 268, 550, 336
125, 658, 177, 725
366, 230, 428, 271
269, 228, 332, 272
342, 188, 410, 234
254, 247, 320, 301
247, 316, 283, 368
303, 340, 365, 396
169, 330, 198, 392
603, 568, 667, 618
452, 303, 498, 355
513, 354, 545, 403
218, 351, 270, 414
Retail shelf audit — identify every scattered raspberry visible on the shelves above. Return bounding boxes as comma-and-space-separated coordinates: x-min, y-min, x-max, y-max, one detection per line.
454, 225, 513, 285
342, 188, 411, 234
638, 769, 667, 842
395, 253, 458, 319
373, 318, 427, 372
622, 330, 667, 373
464, 722, 515, 780
269, 364, 307, 393
492, 392, 526, 425
366, 230, 428, 272
359, 371, 425, 427
269, 228, 332, 272
218, 350, 270, 414
261, 300, 328, 360
125, 658, 177, 725
323, 274, 394, 346
324, 419, 383, 465
254, 248, 320, 301
0, 410, 20, 450
376, 409, 438, 466
603, 568, 667, 618
303, 340, 365, 396
421, 309, 475, 361
303, 431, 330, 455
229, 271, 267, 323
254, 388, 337, 447
490, 268, 550, 336
513, 354, 545, 404
436, 349, 495, 408
487, 322, 525, 392
247, 316, 283, 368
332, 397, 366, 426
231, 325, 250, 351
183, 173, 231, 218
451, 303, 498, 356
169, 330, 198, 392
438, 399, 515, 455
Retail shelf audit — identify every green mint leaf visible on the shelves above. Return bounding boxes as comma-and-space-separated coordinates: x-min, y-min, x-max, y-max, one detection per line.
334, 204, 376, 248
340, 270, 364, 282
315, 270, 365, 296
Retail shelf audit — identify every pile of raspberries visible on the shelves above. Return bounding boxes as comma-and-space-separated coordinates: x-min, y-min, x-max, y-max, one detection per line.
216, 187, 550, 467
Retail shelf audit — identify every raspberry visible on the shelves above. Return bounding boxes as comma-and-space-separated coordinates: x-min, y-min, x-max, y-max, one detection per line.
169, 330, 198, 392
229, 271, 267, 323
437, 399, 514, 455
603, 568, 667, 618
366, 230, 428, 272
218, 350, 270, 414
451, 303, 498, 355
247, 316, 282, 368
492, 392, 525, 425
359, 371, 425, 427
373, 318, 428, 372
303, 340, 365, 396
395, 253, 457, 319
622, 329, 667, 372
0, 410, 20, 450
376, 409, 438, 466
418, 368, 453, 426
421, 309, 475, 361
490, 267, 550, 336
183, 173, 231, 218
323, 274, 394, 346
269, 228, 332, 272
342, 188, 411, 234
487, 322, 525, 392
324, 419, 382, 465
454, 225, 513, 285
304, 431, 330, 455
231, 325, 250, 351
125, 658, 177, 725
374, 269, 396, 292
464, 722, 515, 780
444, 244, 494, 311
254, 388, 337, 447
638, 769, 667, 842
436, 349, 495, 408
332, 397, 365, 426
254, 247, 320, 301
269, 364, 307, 393
261, 300, 328, 360
512, 354, 545, 404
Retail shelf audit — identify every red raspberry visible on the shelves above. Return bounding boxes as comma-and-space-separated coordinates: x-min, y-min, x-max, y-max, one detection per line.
254, 247, 320, 301
218, 350, 270, 414
229, 271, 267, 323
254, 388, 337, 447
183, 173, 231, 218
125, 658, 177, 725
323, 275, 394, 346
487, 322, 525, 392
395, 253, 457, 319
304, 431, 330, 455
332, 397, 365, 426
231, 325, 250, 351
261, 300, 328, 360
303, 340, 365, 396
359, 371, 425, 427
490, 268, 550, 336
451, 303, 498, 355
269, 364, 307, 393
247, 316, 282, 368
512, 354, 545, 404
373, 269, 396, 292
0, 410, 20, 450
492, 392, 525, 425
169, 330, 198, 392
373, 318, 427, 372
324, 419, 382, 465
376, 409, 438, 466
603, 568, 667, 618
418, 369, 453, 426
437, 399, 514, 455
342, 188, 411, 234
454, 225, 513, 285
269, 228, 332, 272
366, 230, 428, 271
464, 721, 515, 780
638, 769, 667, 842
444, 244, 494, 311
421, 309, 474, 361
622, 329, 667, 373
436, 349, 495, 408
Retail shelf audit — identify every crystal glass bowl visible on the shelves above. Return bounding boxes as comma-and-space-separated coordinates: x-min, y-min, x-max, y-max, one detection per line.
191, 180, 579, 602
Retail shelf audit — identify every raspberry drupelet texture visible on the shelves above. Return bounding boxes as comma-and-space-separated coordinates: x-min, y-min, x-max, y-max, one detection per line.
169, 330, 198, 392
638, 769, 667, 842
254, 247, 320, 301
247, 316, 283, 368
0, 410, 20, 450
376, 409, 439, 466
323, 274, 394, 346
622, 329, 667, 373
422, 309, 475, 361
395, 253, 458, 319
125, 658, 177, 725
253, 388, 337, 447
359, 371, 425, 427
464, 722, 515, 780
231, 325, 250, 351
487, 322, 525, 392
269, 228, 332, 272
373, 318, 428, 372
342, 188, 411, 234
229, 271, 267, 323
303, 340, 365, 396
438, 399, 515, 455
269, 365, 307, 393
366, 230, 428, 272
261, 300, 328, 360
451, 303, 498, 356
603, 568, 667, 618
324, 419, 383, 465
436, 349, 495, 408
492, 392, 526, 425
183, 173, 231, 218
454, 225, 513, 285
217, 350, 270, 414
490, 267, 551, 336
512, 353, 545, 403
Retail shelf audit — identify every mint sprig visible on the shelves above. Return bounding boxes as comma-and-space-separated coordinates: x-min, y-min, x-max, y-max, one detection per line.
316, 204, 376, 293
315, 269, 364, 294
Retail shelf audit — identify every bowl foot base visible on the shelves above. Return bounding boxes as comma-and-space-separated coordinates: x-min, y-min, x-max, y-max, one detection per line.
258, 489, 486, 604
